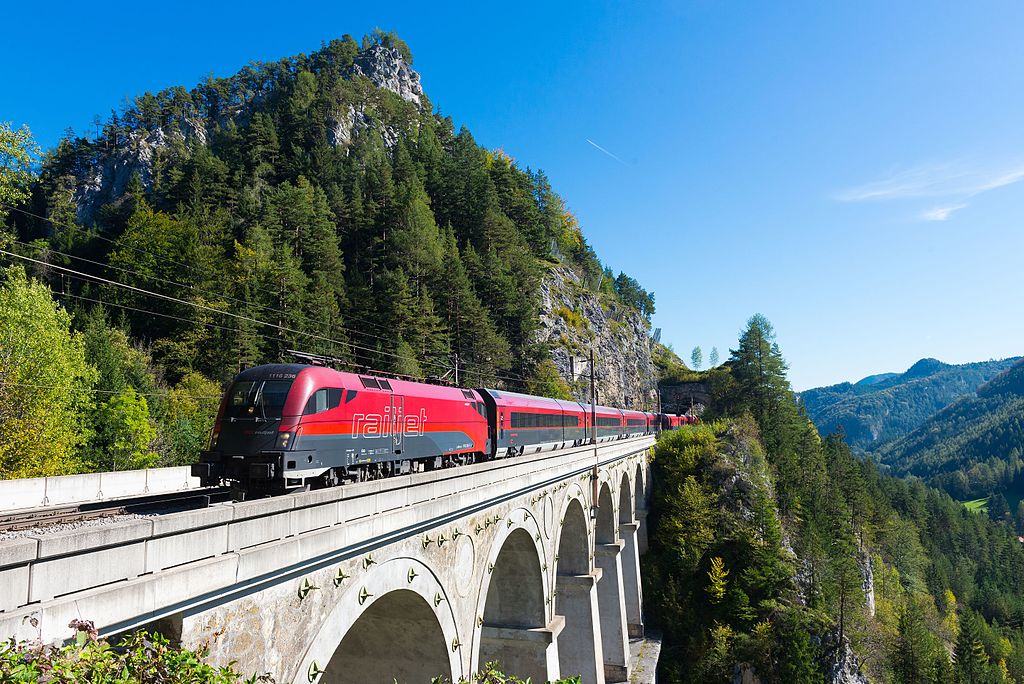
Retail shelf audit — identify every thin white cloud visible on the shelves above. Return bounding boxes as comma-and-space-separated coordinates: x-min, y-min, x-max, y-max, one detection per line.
921, 204, 967, 221
835, 162, 1024, 202
585, 138, 627, 165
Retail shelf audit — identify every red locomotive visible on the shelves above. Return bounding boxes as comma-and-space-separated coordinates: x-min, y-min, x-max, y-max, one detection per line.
192, 363, 697, 496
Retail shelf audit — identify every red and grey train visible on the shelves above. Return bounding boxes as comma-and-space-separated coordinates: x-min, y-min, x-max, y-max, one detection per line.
192, 363, 697, 496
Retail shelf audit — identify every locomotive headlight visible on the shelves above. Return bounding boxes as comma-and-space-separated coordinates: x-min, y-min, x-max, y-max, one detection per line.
276, 431, 295, 450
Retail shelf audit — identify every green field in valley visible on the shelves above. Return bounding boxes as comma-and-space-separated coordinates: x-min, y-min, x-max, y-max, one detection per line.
963, 497, 990, 513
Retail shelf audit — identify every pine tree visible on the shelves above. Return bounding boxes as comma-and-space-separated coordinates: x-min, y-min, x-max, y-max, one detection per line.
436, 228, 510, 387
727, 314, 797, 454
953, 611, 991, 684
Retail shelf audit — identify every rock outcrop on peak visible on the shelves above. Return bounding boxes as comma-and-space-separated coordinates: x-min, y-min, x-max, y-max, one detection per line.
65, 41, 425, 224
351, 44, 424, 107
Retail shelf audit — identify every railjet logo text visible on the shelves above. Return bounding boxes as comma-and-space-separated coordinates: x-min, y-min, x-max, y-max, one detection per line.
351, 407, 428, 437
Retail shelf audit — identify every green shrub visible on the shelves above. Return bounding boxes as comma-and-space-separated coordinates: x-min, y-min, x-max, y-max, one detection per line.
0, 626, 272, 683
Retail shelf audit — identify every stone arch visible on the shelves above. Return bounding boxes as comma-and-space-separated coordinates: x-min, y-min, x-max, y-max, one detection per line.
473, 510, 558, 683
618, 472, 633, 525
593, 480, 629, 680
619, 470, 644, 639
295, 558, 461, 684
595, 481, 616, 545
634, 461, 645, 515
554, 495, 603, 683
553, 486, 591, 577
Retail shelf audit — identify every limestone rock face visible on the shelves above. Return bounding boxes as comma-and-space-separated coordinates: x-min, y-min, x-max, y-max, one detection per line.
537, 266, 657, 409
822, 632, 871, 684
70, 43, 423, 224
351, 44, 424, 107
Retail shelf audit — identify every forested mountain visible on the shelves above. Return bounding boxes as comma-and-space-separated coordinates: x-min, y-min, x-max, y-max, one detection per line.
0, 31, 656, 477
875, 358, 1024, 502
800, 357, 1019, 452
646, 316, 1024, 683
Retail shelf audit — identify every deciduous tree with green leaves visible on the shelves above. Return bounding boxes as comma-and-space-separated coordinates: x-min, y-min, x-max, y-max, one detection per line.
0, 266, 96, 478
0, 122, 40, 222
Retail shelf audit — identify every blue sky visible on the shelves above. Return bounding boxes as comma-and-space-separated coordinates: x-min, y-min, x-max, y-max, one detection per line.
3, 1, 1023, 389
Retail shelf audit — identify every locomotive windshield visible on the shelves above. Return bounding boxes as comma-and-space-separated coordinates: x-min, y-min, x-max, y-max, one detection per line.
224, 379, 293, 420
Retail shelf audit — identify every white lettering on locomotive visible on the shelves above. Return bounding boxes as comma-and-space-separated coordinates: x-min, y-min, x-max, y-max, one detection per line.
352, 408, 427, 438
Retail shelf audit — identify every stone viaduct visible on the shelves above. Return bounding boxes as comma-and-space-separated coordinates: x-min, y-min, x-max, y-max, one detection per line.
0, 436, 655, 684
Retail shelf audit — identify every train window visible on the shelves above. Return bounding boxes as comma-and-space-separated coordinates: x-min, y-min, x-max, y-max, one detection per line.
564, 415, 579, 427
360, 377, 380, 389
378, 379, 393, 391
305, 390, 328, 415
225, 380, 293, 419
597, 417, 620, 427
509, 412, 565, 428
462, 390, 476, 401
328, 388, 343, 408
304, 388, 344, 415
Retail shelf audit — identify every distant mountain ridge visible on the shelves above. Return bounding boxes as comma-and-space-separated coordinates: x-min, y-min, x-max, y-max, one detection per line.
800, 356, 1020, 451
874, 358, 1024, 499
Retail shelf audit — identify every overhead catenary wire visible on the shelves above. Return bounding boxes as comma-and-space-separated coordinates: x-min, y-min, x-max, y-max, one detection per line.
0, 248, 453, 374
0, 379, 223, 401
0, 249, 530, 388
53, 290, 452, 385
3, 204, 531, 385
3, 203, 475, 346
12, 238, 436, 354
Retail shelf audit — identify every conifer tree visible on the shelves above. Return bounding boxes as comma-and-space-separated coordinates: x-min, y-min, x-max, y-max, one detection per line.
953, 611, 991, 684
727, 314, 797, 454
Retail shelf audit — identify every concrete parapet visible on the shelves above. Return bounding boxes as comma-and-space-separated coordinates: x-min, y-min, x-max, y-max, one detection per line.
150, 506, 234, 536
227, 511, 291, 551
30, 541, 147, 602
146, 525, 228, 573
32, 518, 153, 559
0, 538, 37, 568
0, 554, 240, 643
0, 467, 200, 511
230, 496, 294, 521
289, 501, 340, 536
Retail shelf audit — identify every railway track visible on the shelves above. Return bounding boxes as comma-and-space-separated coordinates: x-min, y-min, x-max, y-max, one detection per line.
0, 488, 233, 533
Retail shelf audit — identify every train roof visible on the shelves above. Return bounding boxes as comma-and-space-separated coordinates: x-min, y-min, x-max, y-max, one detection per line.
478, 388, 568, 411
239, 364, 484, 403
479, 388, 630, 416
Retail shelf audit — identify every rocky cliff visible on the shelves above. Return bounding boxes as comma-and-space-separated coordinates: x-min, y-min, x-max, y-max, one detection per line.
537, 266, 658, 409
71, 43, 421, 224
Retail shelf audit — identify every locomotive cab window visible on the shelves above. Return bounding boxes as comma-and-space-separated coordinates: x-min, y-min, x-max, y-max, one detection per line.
304, 388, 343, 415
225, 379, 293, 419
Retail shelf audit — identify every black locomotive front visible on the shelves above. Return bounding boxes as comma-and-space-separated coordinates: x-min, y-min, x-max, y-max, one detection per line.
192, 364, 305, 493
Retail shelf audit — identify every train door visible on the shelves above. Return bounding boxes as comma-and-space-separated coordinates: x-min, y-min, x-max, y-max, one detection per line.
391, 394, 404, 456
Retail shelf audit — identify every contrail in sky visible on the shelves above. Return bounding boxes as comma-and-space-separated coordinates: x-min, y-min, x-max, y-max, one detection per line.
586, 138, 627, 165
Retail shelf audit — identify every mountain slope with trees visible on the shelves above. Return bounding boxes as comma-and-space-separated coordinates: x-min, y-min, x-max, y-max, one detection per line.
800, 357, 1019, 452
874, 358, 1024, 503
645, 315, 1024, 683
0, 32, 656, 477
